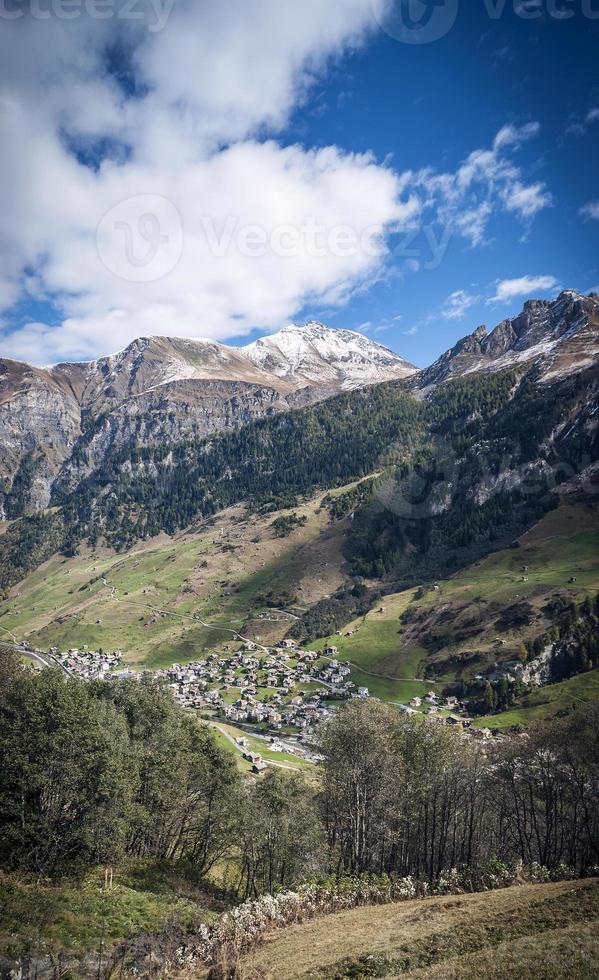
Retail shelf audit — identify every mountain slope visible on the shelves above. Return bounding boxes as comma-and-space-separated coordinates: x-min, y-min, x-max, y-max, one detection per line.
1, 290, 597, 519
2, 357, 595, 595
1, 289, 597, 592
0, 326, 415, 517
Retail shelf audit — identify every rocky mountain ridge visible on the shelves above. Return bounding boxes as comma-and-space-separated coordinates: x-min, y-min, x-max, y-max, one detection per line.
417, 290, 599, 390
242, 321, 415, 390
0, 325, 415, 516
1, 291, 597, 517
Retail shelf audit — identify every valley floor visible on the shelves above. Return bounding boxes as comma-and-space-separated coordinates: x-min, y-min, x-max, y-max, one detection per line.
2, 488, 599, 733
235, 879, 599, 980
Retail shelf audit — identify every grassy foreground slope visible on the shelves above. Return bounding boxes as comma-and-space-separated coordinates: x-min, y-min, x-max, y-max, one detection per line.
238, 879, 599, 980
316, 499, 599, 705
0, 861, 222, 971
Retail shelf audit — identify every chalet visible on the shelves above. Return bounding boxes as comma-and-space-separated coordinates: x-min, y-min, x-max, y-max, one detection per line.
248, 706, 267, 723
446, 714, 467, 727
225, 708, 244, 722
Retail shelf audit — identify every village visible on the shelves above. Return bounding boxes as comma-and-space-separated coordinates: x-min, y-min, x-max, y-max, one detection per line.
53, 639, 365, 732
49, 637, 503, 744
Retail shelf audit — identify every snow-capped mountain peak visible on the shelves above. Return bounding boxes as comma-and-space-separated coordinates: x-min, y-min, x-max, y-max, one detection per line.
242, 321, 416, 389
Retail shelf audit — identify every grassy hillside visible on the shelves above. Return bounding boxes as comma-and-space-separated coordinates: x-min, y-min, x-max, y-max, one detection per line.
3, 487, 598, 731
0, 861, 223, 972
315, 499, 599, 705
237, 879, 599, 980
315, 589, 434, 703
0, 491, 349, 668
472, 667, 599, 729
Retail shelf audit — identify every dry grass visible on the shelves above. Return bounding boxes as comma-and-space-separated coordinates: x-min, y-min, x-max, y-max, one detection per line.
408, 922, 599, 979
236, 880, 599, 980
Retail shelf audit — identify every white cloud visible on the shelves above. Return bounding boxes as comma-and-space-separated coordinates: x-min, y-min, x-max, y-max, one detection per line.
407, 121, 551, 246
565, 106, 599, 138
501, 181, 552, 219
488, 275, 558, 304
403, 325, 418, 336
493, 121, 540, 150
441, 289, 479, 320
0, 8, 553, 363
579, 201, 599, 221
1, 2, 423, 363
1, 138, 414, 363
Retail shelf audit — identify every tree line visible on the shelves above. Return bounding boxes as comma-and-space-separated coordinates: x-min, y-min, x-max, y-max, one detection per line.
2, 366, 596, 597
1, 655, 598, 899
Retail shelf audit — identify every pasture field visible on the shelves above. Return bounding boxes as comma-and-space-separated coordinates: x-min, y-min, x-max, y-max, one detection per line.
203, 719, 313, 772
0, 492, 349, 668
472, 667, 599, 729
316, 500, 599, 709
236, 878, 599, 979
2, 493, 598, 727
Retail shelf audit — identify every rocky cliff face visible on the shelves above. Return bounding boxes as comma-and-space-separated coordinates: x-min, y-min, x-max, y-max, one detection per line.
416, 290, 599, 390
53, 379, 319, 499
0, 360, 81, 517
1, 293, 596, 518
0, 325, 415, 516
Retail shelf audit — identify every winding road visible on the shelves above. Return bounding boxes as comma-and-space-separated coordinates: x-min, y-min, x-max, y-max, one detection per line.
0, 640, 72, 677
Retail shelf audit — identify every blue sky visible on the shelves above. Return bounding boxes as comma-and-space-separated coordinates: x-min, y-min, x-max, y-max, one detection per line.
280, 4, 599, 364
0, 1, 597, 366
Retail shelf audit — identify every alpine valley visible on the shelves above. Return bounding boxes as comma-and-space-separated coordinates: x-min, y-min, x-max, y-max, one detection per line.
1, 288, 598, 729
